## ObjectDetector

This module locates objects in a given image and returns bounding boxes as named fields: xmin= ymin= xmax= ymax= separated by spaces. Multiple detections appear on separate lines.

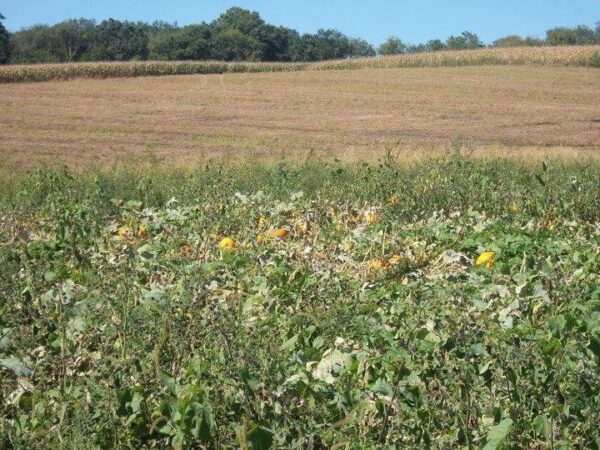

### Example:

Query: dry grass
xmin=0 ymin=45 xmax=599 ymax=84
xmin=1 ymin=65 xmax=599 ymax=169
xmin=312 ymin=45 xmax=600 ymax=70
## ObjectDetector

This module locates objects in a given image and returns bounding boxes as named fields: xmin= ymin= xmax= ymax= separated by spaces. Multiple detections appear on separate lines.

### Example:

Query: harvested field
xmin=1 ymin=65 xmax=599 ymax=169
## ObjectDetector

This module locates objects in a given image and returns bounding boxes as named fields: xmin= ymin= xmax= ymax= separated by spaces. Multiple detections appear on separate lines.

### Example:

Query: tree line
xmin=0 ymin=8 xmax=599 ymax=65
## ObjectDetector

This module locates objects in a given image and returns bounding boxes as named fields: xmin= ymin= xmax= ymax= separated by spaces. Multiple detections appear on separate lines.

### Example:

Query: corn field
xmin=1 ymin=45 xmax=599 ymax=83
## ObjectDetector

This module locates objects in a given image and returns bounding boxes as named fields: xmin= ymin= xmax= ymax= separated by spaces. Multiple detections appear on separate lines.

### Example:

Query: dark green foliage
xmin=257 ymin=25 xmax=298 ymax=61
xmin=52 ymin=19 xmax=96 ymax=62
xmin=446 ymin=31 xmax=485 ymax=50
xmin=212 ymin=7 xmax=265 ymax=36
xmin=294 ymin=29 xmax=375 ymax=60
xmin=87 ymin=19 xmax=149 ymax=61
xmin=425 ymin=39 xmax=447 ymax=52
xmin=546 ymin=25 xmax=597 ymax=46
xmin=492 ymin=35 xmax=544 ymax=48
xmin=378 ymin=36 xmax=407 ymax=55
xmin=348 ymin=37 xmax=376 ymax=57
xmin=211 ymin=27 xmax=263 ymax=61
xmin=0 ymin=12 xmax=9 ymax=64
xmin=8 ymin=24 xmax=60 ymax=63
xmin=149 ymin=24 xmax=211 ymax=61
xmin=208 ymin=7 xmax=304 ymax=62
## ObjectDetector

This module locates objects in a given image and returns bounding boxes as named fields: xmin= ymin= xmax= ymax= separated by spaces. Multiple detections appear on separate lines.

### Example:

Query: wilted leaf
xmin=0 ymin=357 xmax=33 ymax=378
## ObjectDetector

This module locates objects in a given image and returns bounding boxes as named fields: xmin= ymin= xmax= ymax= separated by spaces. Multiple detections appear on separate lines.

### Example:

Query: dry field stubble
xmin=1 ymin=65 xmax=599 ymax=169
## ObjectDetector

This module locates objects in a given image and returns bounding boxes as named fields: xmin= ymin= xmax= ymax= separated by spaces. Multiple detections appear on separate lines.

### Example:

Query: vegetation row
xmin=0 ymin=8 xmax=599 ymax=66
xmin=1 ymin=45 xmax=599 ymax=83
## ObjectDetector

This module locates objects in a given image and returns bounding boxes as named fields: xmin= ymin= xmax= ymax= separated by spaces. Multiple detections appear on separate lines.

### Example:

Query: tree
xmin=53 ymin=18 xmax=96 ymax=62
xmin=311 ymin=29 xmax=352 ymax=60
xmin=149 ymin=20 xmax=178 ymax=35
xmin=89 ymin=19 xmax=149 ymax=61
xmin=378 ymin=36 xmax=407 ymax=55
xmin=426 ymin=39 xmax=446 ymax=52
xmin=287 ymin=33 xmax=313 ymax=61
xmin=446 ymin=31 xmax=484 ymax=50
xmin=149 ymin=24 xmax=211 ymax=60
xmin=492 ymin=34 xmax=527 ymax=47
xmin=348 ymin=38 xmax=376 ymax=57
xmin=212 ymin=7 xmax=265 ymax=35
xmin=406 ymin=43 xmax=425 ymax=53
xmin=546 ymin=25 xmax=595 ymax=45
xmin=492 ymin=34 xmax=543 ymax=48
xmin=288 ymin=29 xmax=355 ymax=61
xmin=9 ymin=24 xmax=59 ymax=63
xmin=0 ymin=12 xmax=9 ymax=64
xmin=257 ymin=24 xmax=298 ymax=61
xmin=211 ymin=27 xmax=262 ymax=61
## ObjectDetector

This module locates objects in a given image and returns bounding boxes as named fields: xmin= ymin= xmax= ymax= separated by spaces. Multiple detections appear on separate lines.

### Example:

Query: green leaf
xmin=538 ymin=337 xmax=561 ymax=356
xmin=312 ymin=336 xmax=325 ymax=349
xmin=116 ymin=389 xmax=133 ymax=416
xmin=588 ymin=333 xmax=600 ymax=360
xmin=196 ymin=405 xmax=214 ymax=443
xmin=247 ymin=423 xmax=273 ymax=450
xmin=533 ymin=415 xmax=551 ymax=439
xmin=281 ymin=333 xmax=298 ymax=351
xmin=483 ymin=418 xmax=513 ymax=450
xmin=160 ymin=372 xmax=178 ymax=394
xmin=548 ymin=315 xmax=566 ymax=339
xmin=130 ymin=391 xmax=143 ymax=414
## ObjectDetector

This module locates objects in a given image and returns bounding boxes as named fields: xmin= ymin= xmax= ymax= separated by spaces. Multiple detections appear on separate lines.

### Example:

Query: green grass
xmin=1 ymin=154 xmax=600 ymax=448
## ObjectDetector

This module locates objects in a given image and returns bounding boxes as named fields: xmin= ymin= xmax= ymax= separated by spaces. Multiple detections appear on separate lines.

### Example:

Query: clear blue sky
xmin=2 ymin=1 xmax=599 ymax=45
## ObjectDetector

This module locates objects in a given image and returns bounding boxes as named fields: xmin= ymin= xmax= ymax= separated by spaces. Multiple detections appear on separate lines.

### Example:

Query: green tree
xmin=446 ymin=31 xmax=484 ymax=50
xmin=149 ymin=24 xmax=211 ymax=60
xmin=378 ymin=36 xmax=407 ymax=55
xmin=9 ymin=24 xmax=59 ymax=63
xmin=53 ymin=18 xmax=96 ymax=62
xmin=211 ymin=27 xmax=262 ymax=61
xmin=290 ymin=29 xmax=373 ymax=61
xmin=212 ymin=7 xmax=265 ymax=35
xmin=257 ymin=24 xmax=298 ymax=61
xmin=492 ymin=34 xmax=544 ymax=47
xmin=492 ymin=34 xmax=526 ymax=47
xmin=0 ymin=12 xmax=9 ymax=64
xmin=546 ymin=25 xmax=596 ymax=45
xmin=426 ymin=39 xmax=446 ymax=51
xmin=348 ymin=37 xmax=375 ymax=57
xmin=88 ymin=19 xmax=149 ymax=61
xmin=406 ymin=43 xmax=427 ymax=53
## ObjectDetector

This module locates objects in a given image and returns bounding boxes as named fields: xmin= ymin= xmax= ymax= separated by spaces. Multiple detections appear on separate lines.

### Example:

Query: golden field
xmin=0 ymin=64 xmax=599 ymax=169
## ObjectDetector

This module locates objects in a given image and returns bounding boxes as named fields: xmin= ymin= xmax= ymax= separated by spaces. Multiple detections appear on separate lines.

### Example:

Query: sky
xmin=1 ymin=1 xmax=599 ymax=46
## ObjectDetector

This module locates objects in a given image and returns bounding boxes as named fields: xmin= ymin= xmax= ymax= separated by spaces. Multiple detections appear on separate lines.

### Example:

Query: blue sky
xmin=2 ymin=1 xmax=599 ymax=45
